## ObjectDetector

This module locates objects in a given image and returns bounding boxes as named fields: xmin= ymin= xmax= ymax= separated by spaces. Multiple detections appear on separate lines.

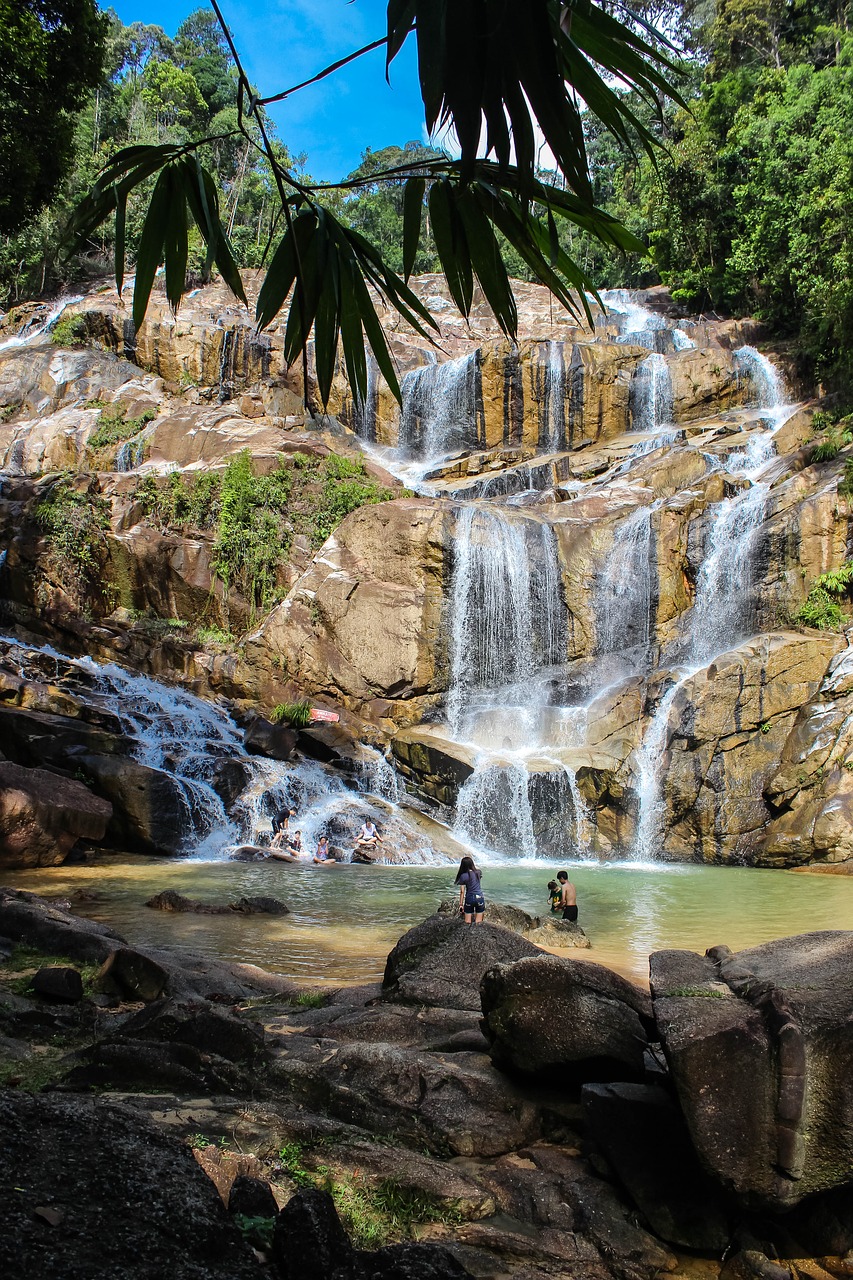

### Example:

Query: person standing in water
xmin=557 ymin=870 xmax=578 ymax=922
xmin=547 ymin=880 xmax=562 ymax=913
xmin=456 ymin=855 xmax=485 ymax=924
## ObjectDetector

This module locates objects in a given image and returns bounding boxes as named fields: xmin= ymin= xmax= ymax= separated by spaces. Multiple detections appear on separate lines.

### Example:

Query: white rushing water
xmin=0 ymin=296 xmax=84 ymax=353
xmin=0 ymin=635 xmax=432 ymax=862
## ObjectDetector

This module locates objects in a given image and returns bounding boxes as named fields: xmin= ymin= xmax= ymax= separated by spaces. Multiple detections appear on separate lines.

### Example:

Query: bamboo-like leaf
xmin=114 ymin=186 xmax=126 ymax=299
xmin=386 ymin=0 xmax=417 ymax=67
xmin=402 ymin=176 xmax=425 ymax=281
xmin=429 ymin=180 xmax=473 ymax=317
xmin=456 ymin=187 xmax=517 ymax=338
xmin=312 ymin=240 xmax=341 ymax=405
xmin=337 ymin=251 xmax=368 ymax=405
xmin=256 ymin=206 xmax=315 ymax=331
xmin=163 ymin=168 xmax=189 ymax=315
xmin=132 ymin=169 xmax=172 ymax=331
xmin=348 ymin=263 xmax=402 ymax=403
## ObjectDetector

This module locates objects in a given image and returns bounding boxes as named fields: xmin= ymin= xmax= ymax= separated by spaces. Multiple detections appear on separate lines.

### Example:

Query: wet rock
xmin=228 ymin=845 xmax=269 ymax=862
xmin=118 ymin=999 xmax=269 ymax=1065
xmin=0 ymin=760 xmax=111 ymax=868
xmin=243 ymin=717 xmax=297 ymax=761
xmin=94 ymin=947 xmax=169 ymax=1002
xmin=382 ymin=914 xmax=541 ymax=1011
xmin=146 ymin=890 xmax=230 ymax=914
xmin=0 ymin=1089 xmax=265 ymax=1279
xmin=77 ymin=753 xmax=193 ymax=855
xmin=720 ymin=1251 xmax=795 ymax=1280
xmin=582 ymin=1081 xmax=731 ymax=1250
xmin=31 ymin=966 xmax=84 ymax=1003
xmin=480 ymin=953 xmax=654 ymax=1081
xmin=229 ymin=895 xmax=289 ymax=915
xmin=650 ymin=931 xmax=853 ymax=1209
xmin=436 ymin=898 xmax=591 ymax=948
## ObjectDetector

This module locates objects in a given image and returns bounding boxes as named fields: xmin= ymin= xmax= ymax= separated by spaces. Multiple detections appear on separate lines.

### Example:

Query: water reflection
xmin=4 ymin=859 xmax=851 ymax=987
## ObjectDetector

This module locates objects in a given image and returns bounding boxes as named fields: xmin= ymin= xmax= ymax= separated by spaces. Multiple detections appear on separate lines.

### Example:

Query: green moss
xmin=89 ymin=402 xmax=158 ymax=451
xmin=34 ymin=475 xmax=112 ymax=604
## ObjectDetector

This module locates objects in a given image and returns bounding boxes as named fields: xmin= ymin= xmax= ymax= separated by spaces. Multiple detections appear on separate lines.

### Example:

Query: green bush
xmin=810 ymin=426 xmax=853 ymax=463
xmin=34 ymin=476 xmax=111 ymax=599
xmin=796 ymin=562 xmax=853 ymax=629
xmin=272 ymin=700 xmax=312 ymax=729
xmin=51 ymin=313 xmax=87 ymax=347
xmin=211 ymin=451 xmax=292 ymax=615
xmin=89 ymin=403 xmax=158 ymax=451
xmin=838 ymin=458 xmax=853 ymax=498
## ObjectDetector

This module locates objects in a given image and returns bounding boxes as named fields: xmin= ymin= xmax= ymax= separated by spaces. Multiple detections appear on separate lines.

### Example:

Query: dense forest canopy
xmin=1 ymin=0 xmax=851 ymax=397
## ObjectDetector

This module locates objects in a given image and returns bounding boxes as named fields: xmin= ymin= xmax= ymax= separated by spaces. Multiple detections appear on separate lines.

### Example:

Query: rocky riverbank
xmin=1 ymin=887 xmax=850 ymax=1280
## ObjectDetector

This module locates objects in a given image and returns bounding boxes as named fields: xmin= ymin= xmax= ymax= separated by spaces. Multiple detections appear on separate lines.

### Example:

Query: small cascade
xmin=595 ymin=505 xmax=657 ymax=660
xmin=690 ymin=480 xmax=770 ymax=661
xmin=601 ymin=288 xmax=668 ymax=350
xmin=632 ymin=676 xmax=691 ymax=863
xmin=734 ymin=345 xmax=787 ymax=417
xmin=455 ymin=761 xmax=538 ymax=859
xmin=114 ymin=436 xmax=148 ymax=472
xmin=630 ymin=353 xmax=674 ymax=435
xmin=672 ymin=328 xmax=696 ymax=351
xmin=355 ymin=745 xmax=400 ymax=802
xmin=544 ymin=341 xmax=567 ymax=451
xmin=399 ymin=353 xmax=476 ymax=461
xmin=352 ymin=356 xmax=379 ymax=443
xmin=0 ymin=296 xmax=84 ymax=353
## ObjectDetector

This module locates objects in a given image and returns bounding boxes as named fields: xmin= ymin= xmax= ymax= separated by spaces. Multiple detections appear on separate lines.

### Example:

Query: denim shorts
xmin=464 ymin=895 xmax=486 ymax=914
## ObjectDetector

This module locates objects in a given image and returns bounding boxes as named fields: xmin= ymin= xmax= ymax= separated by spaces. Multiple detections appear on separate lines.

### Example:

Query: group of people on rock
xmin=454 ymin=858 xmax=578 ymax=926
xmin=268 ymin=799 xmax=383 ymax=864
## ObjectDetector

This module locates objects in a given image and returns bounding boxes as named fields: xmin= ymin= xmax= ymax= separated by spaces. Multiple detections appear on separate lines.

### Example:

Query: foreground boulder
xmin=382 ymin=914 xmax=542 ymax=1011
xmin=436 ymin=898 xmax=591 ymax=948
xmin=0 ymin=1090 xmax=265 ymax=1279
xmin=0 ymin=762 xmax=111 ymax=868
xmin=480 ymin=953 xmax=654 ymax=1081
xmin=650 ymin=931 xmax=853 ymax=1209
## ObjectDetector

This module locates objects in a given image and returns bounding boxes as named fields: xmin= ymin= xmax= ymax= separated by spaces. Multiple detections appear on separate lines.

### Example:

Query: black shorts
xmin=562 ymin=905 xmax=578 ymax=922
xmin=464 ymin=896 xmax=485 ymax=915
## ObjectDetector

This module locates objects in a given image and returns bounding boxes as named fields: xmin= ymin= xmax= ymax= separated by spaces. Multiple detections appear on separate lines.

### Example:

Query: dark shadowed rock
xmin=59 ymin=1038 xmax=254 ymax=1094
xmin=582 ymin=1082 xmax=731 ymax=1250
xmin=244 ymin=717 xmax=297 ymax=761
xmin=146 ymin=890 xmax=230 ymax=914
xmin=118 ymin=999 xmax=269 ymax=1064
xmin=0 ymin=887 xmax=124 ymax=963
xmin=229 ymin=845 xmax=269 ymax=862
xmin=31 ymin=965 xmax=84 ymax=1003
xmin=94 ymin=947 xmax=168 ymax=1002
xmin=651 ymin=931 xmax=853 ymax=1209
xmin=230 ymin=895 xmax=289 ymax=915
xmin=367 ymin=1242 xmax=473 ymax=1278
xmin=211 ymin=758 xmax=251 ymax=807
xmin=0 ymin=1090 xmax=265 ymax=1279
xmin=480 ymin=953 xmax=654 ymax=1081
xmin=272 ymin=1188 xmax=355 ymax=1280
xmin=383 ymin=914 xmax=541 ymax=1011
xmin=270 ymin=1037 xmax=542 ymax=1157
xmin=228 ymin=1174 xmax=280 ymax=1220
xmin=720 ymin=1252 xmax=794 ymax=1280
xmin=0 ymin=761 xmax=111 ymax=868
xmin=78 ymin=752 xmax=192 ymax=854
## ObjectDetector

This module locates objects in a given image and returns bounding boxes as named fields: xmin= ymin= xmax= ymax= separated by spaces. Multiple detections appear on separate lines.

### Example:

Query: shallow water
xmin=5 ymin=858 xmax=852 ymax=987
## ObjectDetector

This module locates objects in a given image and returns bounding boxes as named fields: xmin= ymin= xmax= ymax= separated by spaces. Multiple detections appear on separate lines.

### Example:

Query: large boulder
xmin=480 ymin=953 xmax=654 ymax=1081
xmin=0 ymin=887 xmax=125 ymax=963
xmin=650 ymin=931 xmax=853 ymax=1209
xmin=382 ymin=914 xmax=542 ymax=1011
xmin=77 ymin=753 xmax=194 ymax=854
xmin=0 ymin=1089 xmax=265 ymax=1280
xmin=0 ymin=761 xmax=111 ymax=868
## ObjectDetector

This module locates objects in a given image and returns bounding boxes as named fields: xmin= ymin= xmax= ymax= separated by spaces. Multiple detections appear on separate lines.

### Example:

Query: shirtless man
xmin=557 ymin=870 xmax=578 ymax=922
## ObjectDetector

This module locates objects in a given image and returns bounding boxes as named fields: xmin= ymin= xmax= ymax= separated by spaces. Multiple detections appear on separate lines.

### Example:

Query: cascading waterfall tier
xmin=398 ymin=353 xmax=478 ymax=461
xmin=0 ymin=636 xmax=430 ymax=863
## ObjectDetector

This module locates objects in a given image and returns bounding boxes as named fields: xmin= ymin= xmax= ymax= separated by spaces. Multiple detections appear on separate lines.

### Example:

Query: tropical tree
xmin=0 ymin=0 xmax=107 ymax=234
xmin=70 ymin=0 xmax=684 ymax=407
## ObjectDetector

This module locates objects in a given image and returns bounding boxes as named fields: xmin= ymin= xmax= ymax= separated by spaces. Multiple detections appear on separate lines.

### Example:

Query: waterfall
xmin=352 ymin=356 xmax=379 ymax=443
xmin=0 ymin=636 xmax=404 ymax=861
xmin=0 ymin=296 xmax=84 ymax=353
xmin=601 ymin=289 xmax=668 ymax=350
xmin=544 ymin=341 xmax=567 ymax=451
xmin=399 ymin=353 xmax=476 ymax=460
xmin=630 ymin=353 xmax=674 ymax=434
xmin=446 ymin=506 xmax=565 ymax=737
xmin=672 ymin=328 xmax=696 ymax=351
xmin=595 ymin=505 xmax=656 ymax=660
xmin=456 ymin=761 xmax=538 ymax=860
xmin=628 ymin=344 xmax=791 ymax=859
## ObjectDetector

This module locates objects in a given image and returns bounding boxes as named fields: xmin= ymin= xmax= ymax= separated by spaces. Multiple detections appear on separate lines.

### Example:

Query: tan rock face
xmin=0 ymin=762 xmax=112 ymax=868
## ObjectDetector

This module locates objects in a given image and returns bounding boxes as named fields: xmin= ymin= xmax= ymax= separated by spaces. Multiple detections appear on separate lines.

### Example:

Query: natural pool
xmin=5 ymin=857 xmax=852 ymax=987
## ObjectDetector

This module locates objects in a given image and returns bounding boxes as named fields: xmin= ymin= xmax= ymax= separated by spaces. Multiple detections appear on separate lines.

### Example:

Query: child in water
xmin=547 ymin=880 xmax=561 ymax=913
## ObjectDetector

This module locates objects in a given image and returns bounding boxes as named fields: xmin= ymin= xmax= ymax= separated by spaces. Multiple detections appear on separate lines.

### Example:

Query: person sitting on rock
xmin=547 ymin=880 xmax=561 ymax=913
xmin=287 ymin=830 xmax=303 ymax=857
xmin=314 ymin=834 xmax=331 ymax=863
xmin=353 ymin=819 xmax=382 ymax=861
xmin=557 ymin=870 xmax=578 ymax=922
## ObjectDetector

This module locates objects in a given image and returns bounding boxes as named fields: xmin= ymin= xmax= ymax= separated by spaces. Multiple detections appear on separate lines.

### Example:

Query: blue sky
xmin=108 ymin=0 xmax=428 ymax=181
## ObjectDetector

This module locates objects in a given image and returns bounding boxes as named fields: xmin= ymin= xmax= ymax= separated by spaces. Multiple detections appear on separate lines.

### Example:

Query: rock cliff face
xmin=1 ymin=274 xmax=851 ymax=867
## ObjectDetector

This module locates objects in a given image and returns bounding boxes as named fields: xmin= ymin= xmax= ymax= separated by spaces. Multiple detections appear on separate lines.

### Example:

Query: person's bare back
xmin=557 ymin=871 xmax=578 ymax=922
